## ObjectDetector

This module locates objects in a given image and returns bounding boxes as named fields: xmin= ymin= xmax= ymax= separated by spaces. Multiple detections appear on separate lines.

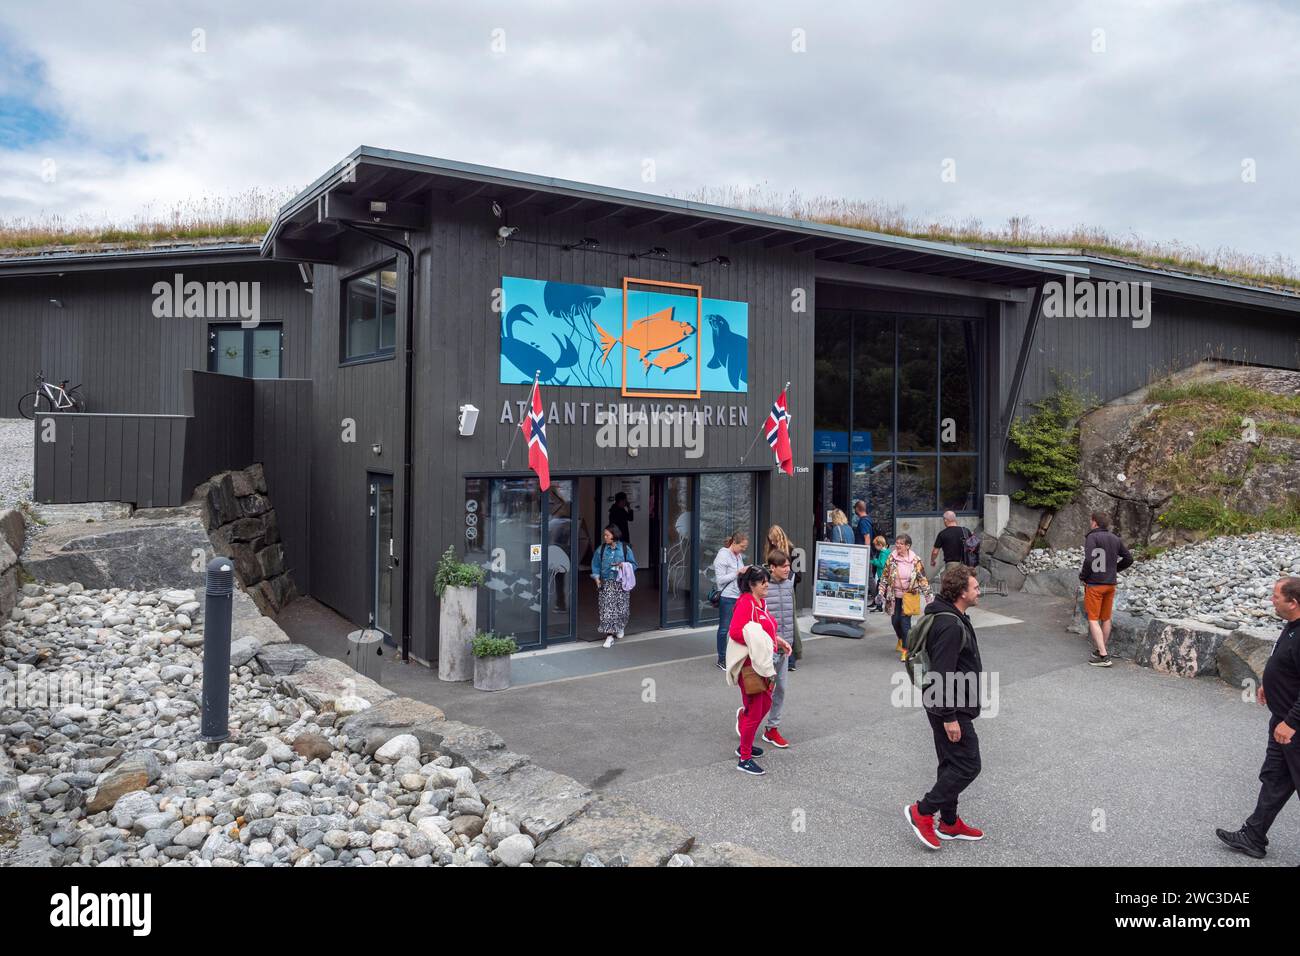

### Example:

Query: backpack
xmin=959 ymin=527 xmax=981 ymax=567
xmin=904 ymin=611 xmax=970 ymax=690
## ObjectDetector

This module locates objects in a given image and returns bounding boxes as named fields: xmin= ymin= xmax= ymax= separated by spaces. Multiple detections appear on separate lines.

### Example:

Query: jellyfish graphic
xmin=542 ymin=282 xmax=610 ymax=386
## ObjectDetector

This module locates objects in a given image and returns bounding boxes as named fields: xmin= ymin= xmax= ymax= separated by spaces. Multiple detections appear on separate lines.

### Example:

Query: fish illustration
xmin=643 ymin=346 xmax=690 ymax=374
xmin=705 ymin=313 xmax=747 ymax=389
xmin=592 ymin=306 xmax=694 ymax=367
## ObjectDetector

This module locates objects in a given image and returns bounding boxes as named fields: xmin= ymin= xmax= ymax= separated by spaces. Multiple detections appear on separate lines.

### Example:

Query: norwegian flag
xmin=765 ymin=389 xmax=794 ymax=476
xmin=521 ymin=378 xmax=550 ymax=490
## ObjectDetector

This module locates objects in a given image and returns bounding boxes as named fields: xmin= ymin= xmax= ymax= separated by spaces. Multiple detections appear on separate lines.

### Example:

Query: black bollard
xmin=200 ymin=556 xmax=234 ymax=743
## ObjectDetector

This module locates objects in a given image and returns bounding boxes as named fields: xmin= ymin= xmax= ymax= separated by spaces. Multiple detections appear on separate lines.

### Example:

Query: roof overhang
xmin=0 ymin=243 xmax=265 ymax=278
xmin=996 ymin=252 xmax=1300 ymax=316
xmin=263 ymin=146 xmax=1089 ymax=290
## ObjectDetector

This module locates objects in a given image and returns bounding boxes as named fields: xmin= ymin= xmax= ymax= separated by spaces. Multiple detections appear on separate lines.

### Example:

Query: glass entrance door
xmin=544 ymin=480 xmax=578 ymax=644
xmin=368 ymin=474 xmax=394 ymax=640
xmin=659 ymin=475 xmax=693 ymax=626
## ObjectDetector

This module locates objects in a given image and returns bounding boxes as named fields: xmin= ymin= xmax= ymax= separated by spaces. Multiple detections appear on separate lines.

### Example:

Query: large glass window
xmin=814 ymin=309 xmax=981 ymax=518
xmin=342 ymin=263 xmax=398 ymax=363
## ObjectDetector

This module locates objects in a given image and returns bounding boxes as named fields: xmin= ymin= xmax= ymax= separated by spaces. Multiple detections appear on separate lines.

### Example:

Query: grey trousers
xmin=766 ymin=650 xmax=789 ymax=729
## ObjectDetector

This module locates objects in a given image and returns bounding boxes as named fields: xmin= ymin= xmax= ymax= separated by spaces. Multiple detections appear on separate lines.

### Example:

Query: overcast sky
xmin=2 ymin=1 xmax=1298 ymax=266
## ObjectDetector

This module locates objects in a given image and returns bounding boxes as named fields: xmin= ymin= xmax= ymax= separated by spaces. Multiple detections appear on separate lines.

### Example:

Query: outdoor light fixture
xmin=458 ymin=404 xmax=480 ymax=437
xmin=371 ymin=442 xmax=382 ymax=456
xmin=691 ymin=255 xmax=731 ymax=268
xmin=496 ymin=225 xmax=519 ymax=247
xmin=629 ymin=246 xmax=669 ymax=260
xmin=368 ymin=200 xmax=388 ymax=215
xmin=564 ymin=237 xmax=600 ymax=251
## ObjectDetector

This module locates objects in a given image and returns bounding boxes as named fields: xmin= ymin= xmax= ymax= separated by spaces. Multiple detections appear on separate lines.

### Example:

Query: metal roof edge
xmin=0 ymin=242 xmax=267 ymax=278
xmin=1016 ymin=253 xmax=1300 ymax=312
xmin=264 ymin=145 xmax=1089 ymax=279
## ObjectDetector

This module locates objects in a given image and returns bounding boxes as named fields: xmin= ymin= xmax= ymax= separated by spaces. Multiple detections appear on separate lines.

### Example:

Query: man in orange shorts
xmin=1079 ymin=512 xmax=1133 ymax=667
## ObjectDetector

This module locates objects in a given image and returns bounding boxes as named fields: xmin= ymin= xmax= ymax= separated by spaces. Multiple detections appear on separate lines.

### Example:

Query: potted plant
xmin=436 ymin=545 xmax=485 ymax=683
xmin=472 ymin=632 xmax=518 ymax=691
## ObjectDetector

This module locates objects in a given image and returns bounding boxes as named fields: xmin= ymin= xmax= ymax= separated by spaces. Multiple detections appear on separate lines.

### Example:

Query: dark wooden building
xmin=12 ymin=147 xmax=1299 ymax=666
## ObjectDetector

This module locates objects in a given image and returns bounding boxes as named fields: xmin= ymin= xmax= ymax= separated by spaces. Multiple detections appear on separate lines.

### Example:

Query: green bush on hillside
xmin=1006 ymin=385 xmax=1088 ymax=510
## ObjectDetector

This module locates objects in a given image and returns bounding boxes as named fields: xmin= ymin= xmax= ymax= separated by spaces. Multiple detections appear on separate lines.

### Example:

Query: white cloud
xmin=0 ymin=0 xmax=1297 ymax=262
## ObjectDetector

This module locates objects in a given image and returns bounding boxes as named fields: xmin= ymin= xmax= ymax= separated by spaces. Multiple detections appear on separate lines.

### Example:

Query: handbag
xmin=739 ymin=661 xmax=772 ymax=695
xmin=902 ymin=591 xmax=922 ymax=617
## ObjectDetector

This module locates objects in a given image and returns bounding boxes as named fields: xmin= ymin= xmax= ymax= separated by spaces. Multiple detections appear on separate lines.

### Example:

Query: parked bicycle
xmin=17 ymin=370 xmax=86 ymax=419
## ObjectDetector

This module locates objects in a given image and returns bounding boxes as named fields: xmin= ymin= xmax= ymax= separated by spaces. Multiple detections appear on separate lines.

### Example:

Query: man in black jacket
xmin=905 ymin=564 xmax=986 ymax=851
xmin=1216 ymin=576 xmax=1300 ymax=860
xmin=1079 ymin=512 xmax=1134 ymax=667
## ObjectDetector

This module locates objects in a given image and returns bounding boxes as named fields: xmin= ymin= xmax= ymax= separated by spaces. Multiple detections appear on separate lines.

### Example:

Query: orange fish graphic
xmin=593 ymin=306 xmax=694 ymax=367
xmin=643 ymin=346 xmax=690 ymax=374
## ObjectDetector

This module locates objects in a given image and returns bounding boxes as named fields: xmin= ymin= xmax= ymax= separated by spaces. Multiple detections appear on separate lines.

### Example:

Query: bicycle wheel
xmin=17 ymin=392 xmax=40 ymax=420
xmin=68 ymin=390 xmax=86 ymax=413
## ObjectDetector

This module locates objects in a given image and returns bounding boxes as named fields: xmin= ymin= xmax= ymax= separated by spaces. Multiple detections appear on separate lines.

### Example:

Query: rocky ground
xmin=1019 ymin=531 xmax=1300 ymax=629
xmin=0 ymin=419 xmax=33 ymax=511
xmin=1 ymin=581 xmax=632 ymax=867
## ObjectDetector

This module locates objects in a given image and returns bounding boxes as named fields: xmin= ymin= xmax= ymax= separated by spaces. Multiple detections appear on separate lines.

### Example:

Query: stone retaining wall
xmin=196 ymin=465 xmax=297 ymax=618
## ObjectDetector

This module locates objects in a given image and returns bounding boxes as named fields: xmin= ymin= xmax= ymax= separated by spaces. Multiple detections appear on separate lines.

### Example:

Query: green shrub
xmin=1158 ymin=496 xmax=1300 ymax=536
xmin=471 ymin=632 xmax=518 ymax=658
xmin=435 ymin=545 xmax=485 ymax=597
xmin=1006 ymin=383 xmax=1088 ymax=509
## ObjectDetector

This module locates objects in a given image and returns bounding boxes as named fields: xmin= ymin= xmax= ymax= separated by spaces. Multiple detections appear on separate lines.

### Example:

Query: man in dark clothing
xmin=1216 ymin=576 xmax=1300 ymax=860
xmin=608 ymin=492 xmax=633 ymax=548
xmin=852 ymin=500 xmax=872 ymax=546
xmin=905 ymin=564 xmax=986 ymax=851
xmin=1079 ymin=512 xmax=1133 ymax=667
xmin=930 ymin=511 xmax=968 ymax=578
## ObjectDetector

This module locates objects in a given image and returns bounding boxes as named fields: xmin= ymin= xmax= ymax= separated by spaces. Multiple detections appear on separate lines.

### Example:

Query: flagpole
xmin=501 ymin=370 xmax=540 ymax=470
xmin=739 ymin=382 xmax=790 ymax=464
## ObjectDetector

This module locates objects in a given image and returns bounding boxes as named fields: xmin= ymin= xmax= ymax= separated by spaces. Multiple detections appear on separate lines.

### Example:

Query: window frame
xmin=207 ymin=322 xmax=284 ymax=379
xmin=339 ymin=258 xmax=399 ymax=367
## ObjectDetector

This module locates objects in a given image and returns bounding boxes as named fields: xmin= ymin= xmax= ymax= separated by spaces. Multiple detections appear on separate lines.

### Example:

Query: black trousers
xmin=1243 ymin=716 xmax=1300 ymax=849
xmin=918 ymin=712 xmax=981 ymax=825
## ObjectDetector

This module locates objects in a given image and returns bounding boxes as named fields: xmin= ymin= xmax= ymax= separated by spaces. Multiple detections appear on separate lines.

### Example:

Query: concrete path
xmin=277 ymin=592 xmax=1296 ymax=867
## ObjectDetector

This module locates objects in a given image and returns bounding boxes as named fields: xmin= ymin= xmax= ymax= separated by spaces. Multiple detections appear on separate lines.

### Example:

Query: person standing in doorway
xmin=852 ymin=500 xmax=873 ymax=547
xmin=1215 ymin=576 xmax=1300 ymax=860
xmin=725 ymin=566 xmax=788 ymax=776
xmin=713 ymin=531 xmax=749 ymax=669
xmin=878 ymin=534 xmax=930 ymax=658
xmin=930 ymin=511 xmax=968 ymax=578
xmin=761 ymin=550 xmax=796 ymax=749
xmin=904 ymin=565 xmax=986 ymax=851
xmin=608 ymin=491 xmax=634 ymax=549
xmin=1079 ymin=512 xmax=1133 ymax=667
xmin=591 ymin=525 xmax=635 ymax=649
xmin=829 ymin=509 xmax=855 ymax=544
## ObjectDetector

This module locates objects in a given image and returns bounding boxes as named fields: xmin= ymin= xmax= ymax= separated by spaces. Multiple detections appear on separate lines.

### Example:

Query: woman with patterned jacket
xmin=876 ymin=533 xmax=931 ymax=659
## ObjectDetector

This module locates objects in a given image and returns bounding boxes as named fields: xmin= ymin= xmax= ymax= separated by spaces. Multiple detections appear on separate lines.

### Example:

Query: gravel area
xmin=0 ymin=418 xmax=34 ymax=511
xmin=2 ymin=582 xmax=540 ymax=867
xmin=1019 ymin=531 xmax=1300 ymax=628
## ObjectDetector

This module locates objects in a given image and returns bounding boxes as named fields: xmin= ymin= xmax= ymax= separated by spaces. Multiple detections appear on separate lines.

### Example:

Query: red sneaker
xmin=937 ymin=817 xmax=984 ymax=842
xmin=762 ymin=727 xmax=790 ymax=748
xmin=904 ymin=803 xmax=941 ymax=851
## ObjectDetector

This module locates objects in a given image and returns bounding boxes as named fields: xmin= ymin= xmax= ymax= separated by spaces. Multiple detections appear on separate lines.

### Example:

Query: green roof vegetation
xmin=0 ymin=188 xmax=291 ymax=256
xmin=680 ymin=185 xmax=1300 ymax=294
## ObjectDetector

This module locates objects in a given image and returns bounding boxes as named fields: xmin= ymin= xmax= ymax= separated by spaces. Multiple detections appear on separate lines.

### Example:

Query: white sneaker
xmin=616 ymin=630 xmax=624 ymax=640
xmin=603 ymin=636 xmax=614 ymax=648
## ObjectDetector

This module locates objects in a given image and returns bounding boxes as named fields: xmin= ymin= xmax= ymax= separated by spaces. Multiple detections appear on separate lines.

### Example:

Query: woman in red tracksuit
xmin=728 ymin=566 xmax=791 ymax=776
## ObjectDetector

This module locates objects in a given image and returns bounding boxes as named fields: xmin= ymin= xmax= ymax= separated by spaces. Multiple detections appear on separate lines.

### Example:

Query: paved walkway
xmin=277 ymin=591 xmax=1296 ymax=867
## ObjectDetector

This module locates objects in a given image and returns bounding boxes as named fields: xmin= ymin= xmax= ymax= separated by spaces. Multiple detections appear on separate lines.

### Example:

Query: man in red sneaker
xmin=905 ymin=564 xmax=986 ymax=851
